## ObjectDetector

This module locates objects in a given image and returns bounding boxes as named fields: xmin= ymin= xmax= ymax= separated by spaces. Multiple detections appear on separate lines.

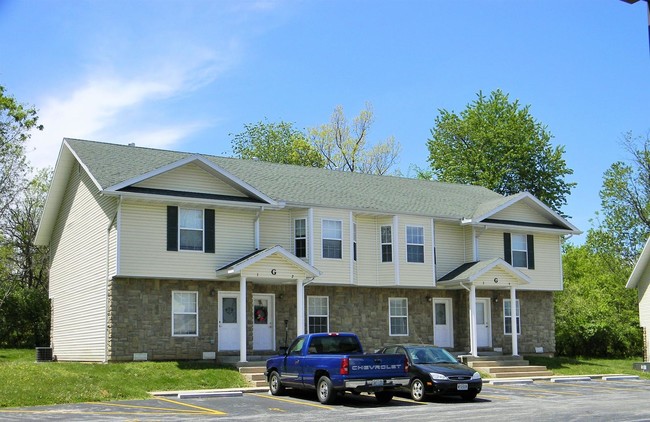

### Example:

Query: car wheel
xmin=461 ymin=391 xmax=478 ymax=401
xmin=317 ymin=376 xmax=337 ymax=404
xmin=410 ymin=378 xmax=426 ymax=402
xmin=375 ymin=391 xmax=394 ymax=403
xmin=268 ymin=371 xmax=285 ymax=396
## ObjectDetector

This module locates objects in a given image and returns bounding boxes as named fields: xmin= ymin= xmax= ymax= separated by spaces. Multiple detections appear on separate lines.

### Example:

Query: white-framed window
xmin=389 ymin=297 xmax=408 ymax=336
xmin=381 ymin=225 xmax=392 ymax=263
xmin=353 ymin=222 xmax=357 ymax=262
xmin=504 ymin=299 xmax=521 ymax=335
xmin=172 ymin=291 xmax=198 ymax=336
xmin=294 ymin=218 xmax=307 ymax=259
xmin=511 ymin=234 xmax=528 ymax=268
xmin=307 ymin=296 xmax=329 ymax=333
xmin=179 ymin=208 xmax=203 ymax=251
xmin=406 ymin=226 xmax=424 ymax=263
xmin=322 ymin=219 xmax=342 ymax=259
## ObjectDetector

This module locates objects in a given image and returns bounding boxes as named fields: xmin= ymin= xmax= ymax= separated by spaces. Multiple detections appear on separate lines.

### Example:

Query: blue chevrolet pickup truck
xmin=265 ymin=332 xmax=409 ymax=404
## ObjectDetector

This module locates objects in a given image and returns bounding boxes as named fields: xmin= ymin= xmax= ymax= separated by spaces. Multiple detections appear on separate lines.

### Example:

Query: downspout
xmin=254 ymin=207 xmax=264 ymax=250
xmin=105 ymin=195 xmax=122 ymax=363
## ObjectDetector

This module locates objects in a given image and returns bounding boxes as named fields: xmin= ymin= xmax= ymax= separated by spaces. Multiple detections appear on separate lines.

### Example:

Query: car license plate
xmin=372 ymin=379 xmax=384 ymax=387
xmin=457 ymin=383 xmax=468 ymax=391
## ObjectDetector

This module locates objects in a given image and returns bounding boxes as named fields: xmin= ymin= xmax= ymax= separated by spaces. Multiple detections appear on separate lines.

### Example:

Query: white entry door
xmin=253 ymin=294 xmax=275 ymax=351
xmin=218 ymin=292 xmax=240 ymax=351
xmin=433 ymin=298 xmax=453 ymax=348
xmin=476 ymin=298 xmax=491 ymax=348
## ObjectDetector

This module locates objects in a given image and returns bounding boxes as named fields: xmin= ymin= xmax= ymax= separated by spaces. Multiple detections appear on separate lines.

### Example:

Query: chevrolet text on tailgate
xmin=265 ymin=332 xmax=409 ymax=404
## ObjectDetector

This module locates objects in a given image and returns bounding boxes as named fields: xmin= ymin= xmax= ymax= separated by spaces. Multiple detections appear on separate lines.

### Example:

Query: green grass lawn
xmin=2 ymin=349 xmax=649 ymax=408
xmin=0 ymin=349 xmax=249 ymax=408
xmin=526 ymin=355 xmax=650 ymax=380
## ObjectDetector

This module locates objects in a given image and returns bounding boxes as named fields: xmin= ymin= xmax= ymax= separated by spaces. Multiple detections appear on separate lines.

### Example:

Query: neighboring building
xmin=35 ymin=138 xmax=581 ymax=362
xmin=626 ymin=237 xmax=650 ymax=362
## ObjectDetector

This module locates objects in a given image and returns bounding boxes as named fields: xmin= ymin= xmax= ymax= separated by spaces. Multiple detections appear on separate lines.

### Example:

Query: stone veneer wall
xmin=107 ymin=277 xmax=556 ymax=360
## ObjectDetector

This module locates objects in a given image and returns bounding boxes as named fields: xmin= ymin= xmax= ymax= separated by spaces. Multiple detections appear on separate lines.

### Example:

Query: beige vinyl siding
xmin=242 ymin=254 xmax=309 ymax=280
xmin=491 ymin=201 xmax=553 ymax=225
xmin=398 ymin=216 xmax=435 ymax=287
xmin=119 ymin=202 xmax=256 ymax=278
xmin=49 ymin=164 xmax=116 ymax=361
xmin=465 ymin=227 xmax=474 ymax=261
xmin=259 ymin=209 xmax=291 ymax=250
xmin=637 ymin=267 xmax=650 ymax=327
xmin=478 ymin=230 xmax=562 ymax=291
xmin=312 ymin=208 xmax=349 ymax=284
xmin=134 ymin=162 xmax=247 ymax=197
xmin=355 ymin=216 xmax=389 ymax=286
xmin=434 ymin=222 xmax=465 ymax=280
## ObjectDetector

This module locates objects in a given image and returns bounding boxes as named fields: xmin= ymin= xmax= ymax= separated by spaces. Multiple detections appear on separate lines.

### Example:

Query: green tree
xmin=427 ymin=89 xmax=574 ymax=215
xmin=308 ymin=103 xmax=401 ymax=175
xmin=230 ymin=120 xmax=325 ymax=167
xmin=597 ymin=132 xmax=650 ymax=262
xmin=556 ymin=240 xmax=641 ymax=357
xmin=0 ymin=169 xmax=51 ymax=347
xmin=0 ymin=85 xmax=43 ymax=219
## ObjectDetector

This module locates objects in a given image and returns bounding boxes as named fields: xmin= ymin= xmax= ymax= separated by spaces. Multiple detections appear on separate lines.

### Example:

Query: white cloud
xmin=27 ymin=46 xmax=235 ymax=170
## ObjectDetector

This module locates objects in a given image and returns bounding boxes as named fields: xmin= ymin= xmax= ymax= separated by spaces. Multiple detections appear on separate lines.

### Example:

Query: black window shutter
xmin=527 ymin=234 xmax=535 ymax=269
xmin=205 ymin=209 xmax=215 ymax=254
xmin=503 ymin=233 xmax=512 ymax=265
xmin=167 ymin=206 xmax=178 ymax=251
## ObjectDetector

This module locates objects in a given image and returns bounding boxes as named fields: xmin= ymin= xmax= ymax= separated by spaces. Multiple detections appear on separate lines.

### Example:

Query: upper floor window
xmin=389 ymin=297 xmax=409 ymax=336
xmin=307 ymin=296 xmax=329 ymax=333
xmin=322 ymin=219 xmax=342 ymax=259
xmin=406 ymin=226 xmax=424 ymax=263
xmin=294 ymin=219 xmax=307 ymax=259
xmin=180 ymin=208 xmax=203 ymax=251
xmin=167 ymin=206 xmax=215 ymax=253
xmin=504 ymin=299 xmax=521 ymax=335
xmin=504 ymin=233 xmax=535 ymax=269
xmin=511 ymin=234 xmax=528 ymax=267
xmin=172 ymin=291 xmax=198 ymax=336
xmin=381 ymin=225 xmax=392 ymax=263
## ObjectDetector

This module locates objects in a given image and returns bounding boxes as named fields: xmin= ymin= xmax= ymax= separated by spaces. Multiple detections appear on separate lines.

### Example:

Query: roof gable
xmin=466 ymin=192 xmax=580 ymax=234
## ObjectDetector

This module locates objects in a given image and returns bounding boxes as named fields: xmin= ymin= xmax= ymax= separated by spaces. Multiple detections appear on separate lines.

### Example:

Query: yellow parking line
xmin=157 ymin=397 xmax=227 ymax=415
xmin=0 ymin=410 xmax=211 ymax=416
xmin=477 ymin=394 xmax=509 ymax=400
xmin=251 ymin=393 xmax=334 ymax=410
xmin=86 ymin=401 xmax=205 ymax=414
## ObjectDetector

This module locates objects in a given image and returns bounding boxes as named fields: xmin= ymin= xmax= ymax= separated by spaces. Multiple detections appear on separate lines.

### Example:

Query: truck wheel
xmin=375 ymin=391 xmax=394 ymax=403
xmin=268 ymin=371 xmax=285 ymax=396
xmin=410 ymin=378 xmax=425 ymax=402
xmin=317 ymin=376 xmax=337 ymax=404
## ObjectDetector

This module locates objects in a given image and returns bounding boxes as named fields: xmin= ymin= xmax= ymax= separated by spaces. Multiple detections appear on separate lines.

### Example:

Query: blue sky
xmin=1 ymin=0 xmax=648 ymax=243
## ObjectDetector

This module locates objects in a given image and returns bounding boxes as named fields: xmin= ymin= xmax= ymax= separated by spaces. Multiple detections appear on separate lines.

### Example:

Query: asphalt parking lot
xmin=1 ymin=378 xmax=650 ymax=421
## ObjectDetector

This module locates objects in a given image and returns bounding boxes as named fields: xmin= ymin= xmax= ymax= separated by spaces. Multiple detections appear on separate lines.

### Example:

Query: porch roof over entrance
xmin=437 ymin=258 xmax=531 ymax=288
xmin=215 ymin=245 xmax=321 ymax=282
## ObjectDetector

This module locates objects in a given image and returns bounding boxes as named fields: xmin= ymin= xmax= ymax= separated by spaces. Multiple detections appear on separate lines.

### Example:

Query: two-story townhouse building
xmin=35 ymin=138 xmax=580 ymax=362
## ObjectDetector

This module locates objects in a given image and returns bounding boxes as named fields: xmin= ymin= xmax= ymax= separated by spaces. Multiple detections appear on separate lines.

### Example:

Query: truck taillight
xmin=404 ymin=356 xmax=409 ymax=373
xmin=340 ymin=357 xmax=349 ymax=375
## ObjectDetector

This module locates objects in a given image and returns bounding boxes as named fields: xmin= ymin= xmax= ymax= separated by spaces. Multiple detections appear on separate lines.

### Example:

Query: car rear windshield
xmin=307 ymin=335 xmax=362 ymax=354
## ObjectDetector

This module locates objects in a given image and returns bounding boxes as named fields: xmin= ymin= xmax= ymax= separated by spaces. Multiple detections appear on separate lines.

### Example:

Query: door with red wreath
xmin=253 ymin=294 xmax=275 ymax=351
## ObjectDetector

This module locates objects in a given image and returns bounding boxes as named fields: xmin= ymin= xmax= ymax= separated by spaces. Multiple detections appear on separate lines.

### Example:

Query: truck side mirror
xmin=279 ymin=346 xmax=288 ymax=355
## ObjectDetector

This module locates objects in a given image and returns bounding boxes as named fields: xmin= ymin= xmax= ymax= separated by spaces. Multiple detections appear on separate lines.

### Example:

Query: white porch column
xmin=239 ymin=276 xmax=247 ymax=363
xmin=296 ymin=280 xmax=305 ymax=335
xmin=510 ymin=286 xmax=519 ymax=356
xmin=469 ymin=284 xmax=478 ymax=357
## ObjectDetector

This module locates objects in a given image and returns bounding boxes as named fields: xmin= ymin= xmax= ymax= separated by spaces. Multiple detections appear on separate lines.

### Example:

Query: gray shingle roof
xmin=65 ymin=138 xmax=505 ymax=219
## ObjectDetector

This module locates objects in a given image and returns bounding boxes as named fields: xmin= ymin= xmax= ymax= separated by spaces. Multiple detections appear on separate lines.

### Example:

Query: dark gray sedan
xmin=377 ymin=344 xmax=482 ymax=402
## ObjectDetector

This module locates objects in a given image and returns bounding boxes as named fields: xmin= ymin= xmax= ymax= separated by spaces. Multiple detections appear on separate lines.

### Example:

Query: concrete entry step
xmin=237 ymin=362 xmax=268 ymax=388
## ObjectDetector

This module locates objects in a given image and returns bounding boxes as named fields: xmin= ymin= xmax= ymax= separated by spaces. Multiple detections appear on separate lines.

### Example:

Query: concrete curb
xmin=150 ymin=387 xmax=268 ymax=399
xmin=484 ymin=374 xmax=636 ymax=385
